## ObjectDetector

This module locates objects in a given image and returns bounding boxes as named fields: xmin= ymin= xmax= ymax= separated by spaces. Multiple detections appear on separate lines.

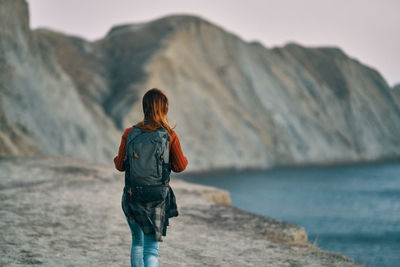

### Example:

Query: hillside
xmin=1 ymin=0 xmax=400 ymax=171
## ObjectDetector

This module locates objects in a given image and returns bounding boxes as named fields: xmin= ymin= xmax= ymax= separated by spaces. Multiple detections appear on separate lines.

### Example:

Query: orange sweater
xmin=113 ymin=126 xmax=188 ymax=173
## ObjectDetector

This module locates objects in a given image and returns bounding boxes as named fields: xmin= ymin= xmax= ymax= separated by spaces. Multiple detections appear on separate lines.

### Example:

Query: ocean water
xmin=180 ymin=161 xmax=400 ymax=267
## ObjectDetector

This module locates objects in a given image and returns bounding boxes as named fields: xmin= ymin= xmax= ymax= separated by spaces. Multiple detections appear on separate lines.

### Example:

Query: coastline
xmin=179 ymin=155 xmax=400 ymax=178
xmin=0 ymin=156 xmax=365 ymax=266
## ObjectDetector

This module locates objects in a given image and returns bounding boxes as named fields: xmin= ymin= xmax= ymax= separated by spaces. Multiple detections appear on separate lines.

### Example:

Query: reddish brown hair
xmin=136 ymin=88 xmax=176 ymax=139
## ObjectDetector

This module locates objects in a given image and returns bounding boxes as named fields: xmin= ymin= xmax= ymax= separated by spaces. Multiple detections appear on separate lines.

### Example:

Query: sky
xmin=26 ymin=0 xmax=399 ymax=87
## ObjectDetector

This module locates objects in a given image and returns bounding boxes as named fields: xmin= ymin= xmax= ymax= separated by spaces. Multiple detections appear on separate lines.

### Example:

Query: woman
xmin=113 ymin=88 xmax=188 ymax=267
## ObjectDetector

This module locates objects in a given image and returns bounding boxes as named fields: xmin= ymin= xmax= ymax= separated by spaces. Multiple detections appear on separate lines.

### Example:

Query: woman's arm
xmin=113 ymin=127 xmax=133 ymax=172
xmin=169 ymin=130 xmax=188 ymax=172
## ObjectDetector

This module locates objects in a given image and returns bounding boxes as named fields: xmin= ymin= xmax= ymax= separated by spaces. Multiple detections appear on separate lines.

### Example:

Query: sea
xmin=180 ymin=160 xmax=400 ymax=267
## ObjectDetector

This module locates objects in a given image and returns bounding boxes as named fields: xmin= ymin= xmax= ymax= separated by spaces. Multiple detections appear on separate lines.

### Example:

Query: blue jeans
xmin=125 ymin=216 xmax=159 ymax=267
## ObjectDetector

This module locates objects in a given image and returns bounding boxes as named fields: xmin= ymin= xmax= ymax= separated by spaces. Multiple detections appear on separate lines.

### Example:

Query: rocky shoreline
xmin=0 ymin=156 xmax=364 ymax=266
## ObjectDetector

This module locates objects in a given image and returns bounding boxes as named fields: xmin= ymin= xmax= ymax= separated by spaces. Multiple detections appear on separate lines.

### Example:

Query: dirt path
xmin=0 ymin=156 xmax=364 ymax=266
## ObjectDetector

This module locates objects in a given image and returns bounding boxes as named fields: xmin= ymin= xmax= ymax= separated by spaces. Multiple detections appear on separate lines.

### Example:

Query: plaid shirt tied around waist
xmin=121 ymin=166 xmax=179 ymax=242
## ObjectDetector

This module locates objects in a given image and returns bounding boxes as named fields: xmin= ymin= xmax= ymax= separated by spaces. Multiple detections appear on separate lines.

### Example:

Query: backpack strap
xmin=158 ymin=127 xmax=171 ymax=186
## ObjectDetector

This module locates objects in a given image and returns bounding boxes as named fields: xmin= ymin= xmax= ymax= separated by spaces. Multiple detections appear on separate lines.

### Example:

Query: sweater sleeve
xmin=169 ymin=130 xmax=188 ymax=173
xmin=113 ymin=127 xmax=133 ymax=172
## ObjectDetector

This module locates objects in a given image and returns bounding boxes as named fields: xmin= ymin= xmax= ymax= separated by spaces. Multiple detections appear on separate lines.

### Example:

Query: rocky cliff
xmin=392 ymin=84 xmax=400 ymax=104
xmin=1 ymin=0 xmax=399 ymax=171
xmin=0 ymin=0 xmax=120 ymax=162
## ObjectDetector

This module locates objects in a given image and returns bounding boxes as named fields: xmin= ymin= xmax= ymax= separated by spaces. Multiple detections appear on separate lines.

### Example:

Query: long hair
xmin=136 ymin=88 xmax=176 ymax=139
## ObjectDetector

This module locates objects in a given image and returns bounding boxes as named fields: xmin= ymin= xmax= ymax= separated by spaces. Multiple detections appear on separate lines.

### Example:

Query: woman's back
xmin=113 ymin=88 xmax=188 ymax=267
xmin=114 ymin=126 xmax=188 ymax=174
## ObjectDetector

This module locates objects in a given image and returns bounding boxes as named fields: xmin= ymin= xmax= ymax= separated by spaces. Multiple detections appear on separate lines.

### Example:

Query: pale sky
xmin=26 ymin=0 xmax=399 ymax=86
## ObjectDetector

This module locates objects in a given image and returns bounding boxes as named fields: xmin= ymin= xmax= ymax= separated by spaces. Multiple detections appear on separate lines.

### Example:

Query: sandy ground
xmin=0 ymin=156 xmax=365 ymax=266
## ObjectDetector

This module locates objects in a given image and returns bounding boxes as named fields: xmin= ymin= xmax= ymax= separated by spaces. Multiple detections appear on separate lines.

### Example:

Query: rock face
xmin=1 ymin=0 xmax=400 ymax=171
xmin=0 ymin=0 xmax=120 ymax=162
xmin=392 ymin=84 xmax=400 ymax=104
xmin=0 ymin=156 xmax=364 ymax=266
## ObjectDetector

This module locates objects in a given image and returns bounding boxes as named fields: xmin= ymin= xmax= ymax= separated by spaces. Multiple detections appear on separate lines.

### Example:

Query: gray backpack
xmin=123 ymin=125 xmax=171 ymax=202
